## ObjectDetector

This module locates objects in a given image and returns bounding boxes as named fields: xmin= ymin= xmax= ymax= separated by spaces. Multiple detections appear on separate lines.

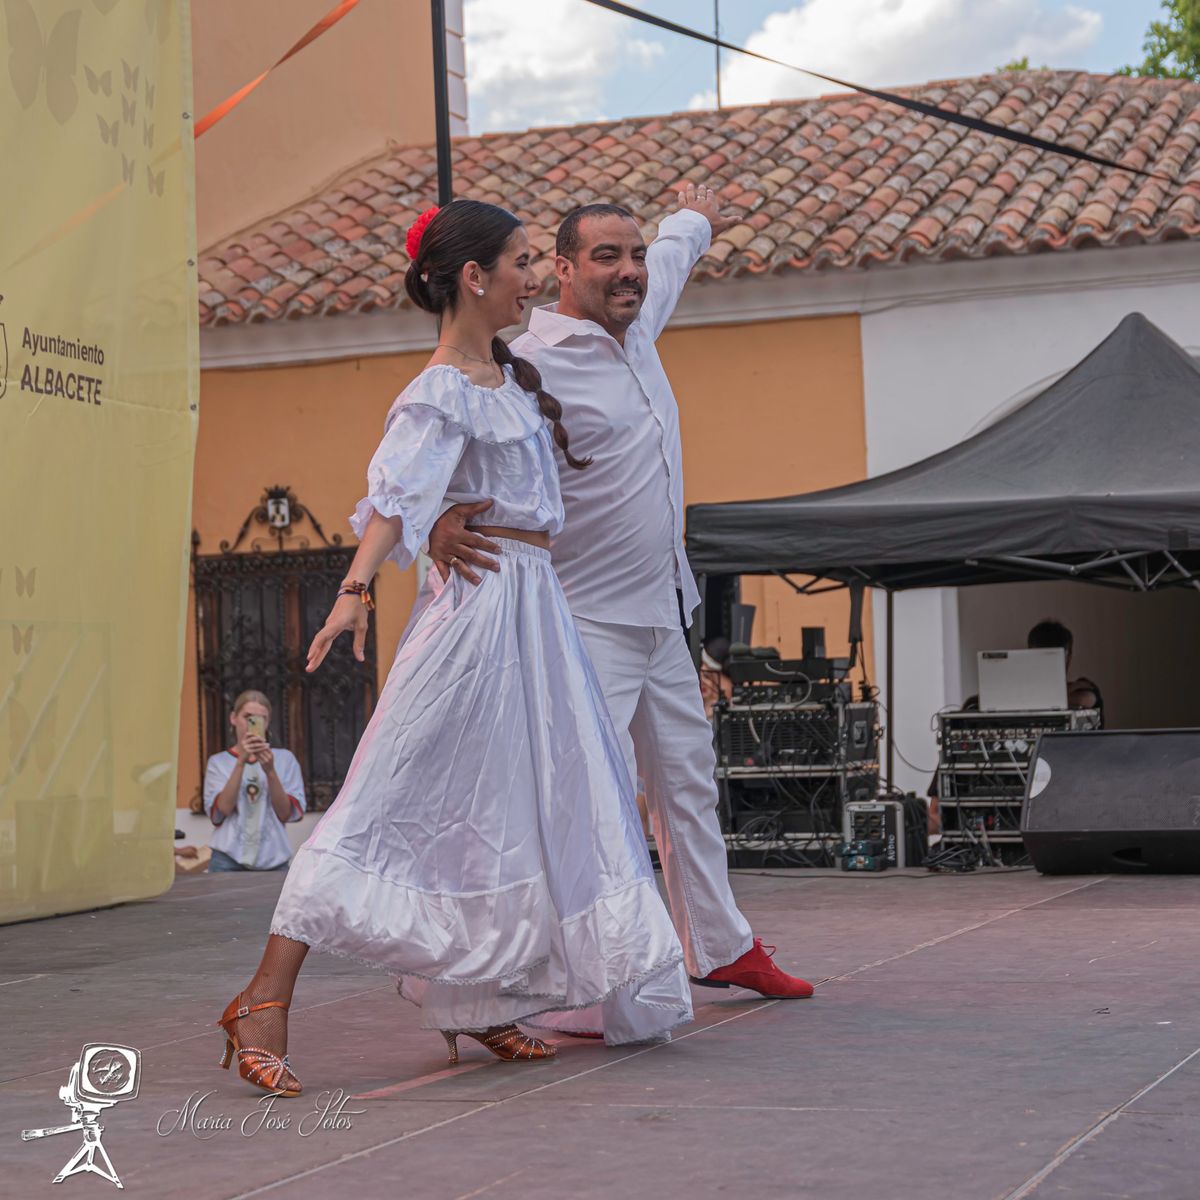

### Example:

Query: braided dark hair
xmin=404 ymin=199 xmax=590 ymax=470
xmin=490 ymin=337 xmax=590 ymax=470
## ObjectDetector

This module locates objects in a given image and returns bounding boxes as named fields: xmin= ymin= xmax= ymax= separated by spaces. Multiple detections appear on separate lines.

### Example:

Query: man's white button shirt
xmin=510 ymin=209 xmax=711 ymax=629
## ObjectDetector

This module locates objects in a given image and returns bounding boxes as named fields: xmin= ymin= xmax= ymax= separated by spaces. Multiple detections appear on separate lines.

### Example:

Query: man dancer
xmin=429 ymin=184 xmax=812 ymax=999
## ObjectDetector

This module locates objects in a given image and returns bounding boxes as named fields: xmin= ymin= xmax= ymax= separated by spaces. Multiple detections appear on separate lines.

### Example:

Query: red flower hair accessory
xmin=406 ymin=206 xmax=440 ymax=261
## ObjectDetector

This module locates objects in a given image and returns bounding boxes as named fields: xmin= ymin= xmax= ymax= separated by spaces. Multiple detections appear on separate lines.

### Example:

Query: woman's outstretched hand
xmin=307 ymin=595 xmax=369 ymax=672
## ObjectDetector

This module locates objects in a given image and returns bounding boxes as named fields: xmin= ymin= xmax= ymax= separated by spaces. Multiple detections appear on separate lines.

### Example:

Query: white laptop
xmin=977 ymin=649 xmax=1068 ymax=712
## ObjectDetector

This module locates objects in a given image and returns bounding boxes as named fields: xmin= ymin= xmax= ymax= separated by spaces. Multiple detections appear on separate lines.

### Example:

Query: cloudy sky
xmin=463 ymin=0 xmax=1165 ymax=133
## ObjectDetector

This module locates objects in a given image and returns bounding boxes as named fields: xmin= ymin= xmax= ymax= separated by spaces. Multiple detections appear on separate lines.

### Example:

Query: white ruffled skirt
xmin=270 ymin=539 xmax=692 ymax=1044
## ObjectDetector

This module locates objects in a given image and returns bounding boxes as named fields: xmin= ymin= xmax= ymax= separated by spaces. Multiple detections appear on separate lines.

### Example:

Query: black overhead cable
xmin=581 ymin=0 xmax=1177 ymax=186
xmin=713 ymin=0 xmax=721 ymax=109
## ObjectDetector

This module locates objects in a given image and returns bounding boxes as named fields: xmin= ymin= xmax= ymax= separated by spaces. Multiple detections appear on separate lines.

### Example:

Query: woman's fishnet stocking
xmin=233 ymin=935 xmax=308 ymax=1079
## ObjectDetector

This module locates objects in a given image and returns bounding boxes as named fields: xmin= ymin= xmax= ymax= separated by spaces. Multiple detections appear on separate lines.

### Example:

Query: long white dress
xmin=270 ymin=364 xmax=693 ymax=1043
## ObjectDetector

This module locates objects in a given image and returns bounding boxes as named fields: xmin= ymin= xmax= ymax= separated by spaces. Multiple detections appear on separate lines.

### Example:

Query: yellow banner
xmin=0 ymin=0 xmax=197 ymax=921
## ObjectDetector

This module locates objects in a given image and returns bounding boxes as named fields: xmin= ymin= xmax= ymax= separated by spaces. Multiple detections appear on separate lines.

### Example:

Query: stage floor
xmin=3 ymin=867 xmax=1199 ymax=1199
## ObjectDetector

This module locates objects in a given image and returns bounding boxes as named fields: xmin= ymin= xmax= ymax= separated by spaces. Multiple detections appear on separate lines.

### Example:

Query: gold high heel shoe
xmin=216 ymin=992 xmax=302 ymax=1097
xmin=441 ymin=1024 xmax=557 ymax=1064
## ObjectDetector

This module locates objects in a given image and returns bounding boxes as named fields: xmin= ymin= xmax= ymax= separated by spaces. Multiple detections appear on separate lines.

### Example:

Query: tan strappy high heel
xmin=441 ymin=1024 xmax=557 ymax=1064
xmin=217 ymin=993 xmax=302 ymax=1097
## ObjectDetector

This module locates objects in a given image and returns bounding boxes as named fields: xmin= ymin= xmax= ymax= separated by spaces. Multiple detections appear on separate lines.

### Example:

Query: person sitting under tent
xmin=928 ymin=618 xmax=1102 ymax=832
xmin=699 ymin=635 xmax=734 ymax=721
xmin=936 ymin=619 xmax=1101 ymax=719
xmin=1025 ymin=619 xmax=1102 ymax=719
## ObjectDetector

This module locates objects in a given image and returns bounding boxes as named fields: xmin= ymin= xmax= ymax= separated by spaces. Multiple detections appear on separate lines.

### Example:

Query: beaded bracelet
xmin=337 ymin=580 xmax=375 ymax=611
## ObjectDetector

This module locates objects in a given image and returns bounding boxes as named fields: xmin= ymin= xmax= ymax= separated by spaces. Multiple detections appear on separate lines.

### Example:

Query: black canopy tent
xmin=684 ymin=314 xmax=1200 ymax=782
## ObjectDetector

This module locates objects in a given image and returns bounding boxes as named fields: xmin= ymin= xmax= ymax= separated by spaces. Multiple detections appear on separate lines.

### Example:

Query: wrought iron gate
xmin=192 ymin=488 xmax=377 ymax=811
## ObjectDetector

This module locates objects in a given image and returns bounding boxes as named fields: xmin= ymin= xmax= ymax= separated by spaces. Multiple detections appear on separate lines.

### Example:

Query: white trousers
xmin=574 ymin=616 xmax=754 ymax=978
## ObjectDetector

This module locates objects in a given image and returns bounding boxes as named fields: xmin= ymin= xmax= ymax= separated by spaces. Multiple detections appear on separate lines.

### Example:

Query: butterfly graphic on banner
xmin=16 ymin=566 xmax=36 ymax=597
xmin=11 ymin=624 xmax=34 ymax=655
xmin=146 ymin=166 xmax=164 ymax=197
xmin=84 ymin=65 xmax=111 ymax=96
xmin=142 ymin=121 xmax=154 ymax=149
xmin=144 ymin=78 xmax=155 ymax=110
xmin=145 ymin=0 xmax=170 ymax=44
xmin=96 ymin=115 xmax=118 ymax=146
xmin=121 ymin=93 xmax=135 ymax=125
xmin=121 ymin=58 xmax=138 ymax=94
xmin=4 ymin=1 xmax=81 ymax=125
xmin=120 ymin=153 xmax=134 ymax=185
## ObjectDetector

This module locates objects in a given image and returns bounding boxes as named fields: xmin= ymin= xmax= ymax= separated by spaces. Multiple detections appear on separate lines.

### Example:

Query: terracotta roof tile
xmin=200 ymin=70 xmax=1200 ymax=327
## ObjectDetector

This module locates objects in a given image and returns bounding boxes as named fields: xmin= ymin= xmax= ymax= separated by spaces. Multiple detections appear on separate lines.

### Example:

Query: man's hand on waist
xmin=429 ymin=500 xmax=501 ymax=585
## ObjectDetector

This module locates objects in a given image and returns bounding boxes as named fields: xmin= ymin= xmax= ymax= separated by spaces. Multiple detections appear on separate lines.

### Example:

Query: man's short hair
xmin=1027 ymin=619 xmax=1073 ymax=654
xmin=556 ymin=203 xmax=636 ymax=261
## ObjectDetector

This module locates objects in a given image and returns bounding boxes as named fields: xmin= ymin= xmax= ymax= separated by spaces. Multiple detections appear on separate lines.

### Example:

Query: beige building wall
xmin=191 ymin=0 xmax=448 ymax=249
xmin=181 ymin=311 xmax=870 ymax=806
xmin=662 ymin=313 xmax=872 ymax=668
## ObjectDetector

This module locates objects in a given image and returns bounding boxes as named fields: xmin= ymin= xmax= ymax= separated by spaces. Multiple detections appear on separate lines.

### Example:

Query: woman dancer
xmin=216 ymin=200 xmax=692 ymax=1096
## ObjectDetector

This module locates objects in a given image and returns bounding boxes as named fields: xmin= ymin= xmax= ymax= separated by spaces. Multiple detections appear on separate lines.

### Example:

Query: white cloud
xmin=464 ymin=0 xmax=664 ymax=133
xmin=689 ymin=0 xmax=1103 ymax=110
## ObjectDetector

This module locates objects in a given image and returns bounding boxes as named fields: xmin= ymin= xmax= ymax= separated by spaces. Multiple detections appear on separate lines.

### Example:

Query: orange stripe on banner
xmin=4 ymin=134 xmax=182 ymax=272
xmin=193 ymin=0 xmax=364 ymax=139
xmin=10 ymin=182 xmax=128 ymax=270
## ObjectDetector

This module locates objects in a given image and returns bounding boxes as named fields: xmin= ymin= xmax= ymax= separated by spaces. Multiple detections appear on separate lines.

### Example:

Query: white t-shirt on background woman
xmin=204 ymin=748 xmax=306 ymax=870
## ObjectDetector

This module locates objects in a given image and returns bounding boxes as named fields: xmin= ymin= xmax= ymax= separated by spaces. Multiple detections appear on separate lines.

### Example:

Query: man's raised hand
xmin=677 ymin=182 xmax=737 ymax=235
xmin=428 ymin=500 xmax=501 ymax=585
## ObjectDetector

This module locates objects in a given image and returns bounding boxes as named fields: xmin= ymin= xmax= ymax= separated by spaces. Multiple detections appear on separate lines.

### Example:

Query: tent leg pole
xmin=885 ymin=589 xmax=895 ymax=790
xmin=690 ymin=574 xmax=706 ymax=668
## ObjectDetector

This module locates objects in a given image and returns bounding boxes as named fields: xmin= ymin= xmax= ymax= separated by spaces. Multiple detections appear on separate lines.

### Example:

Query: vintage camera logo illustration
xmin=22 ymin=1043 xmax=141 ymax=1189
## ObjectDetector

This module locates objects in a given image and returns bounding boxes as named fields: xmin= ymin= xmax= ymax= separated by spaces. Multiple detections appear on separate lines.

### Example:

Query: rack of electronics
xmin=935 ymin=707 xmax=1102 ymax=865
xmin=712 ymin=647 xmax=881 ymax=867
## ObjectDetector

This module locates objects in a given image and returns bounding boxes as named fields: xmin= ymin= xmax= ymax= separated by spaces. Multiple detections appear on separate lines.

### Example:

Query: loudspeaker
xmin=1022 ymin=729 xmax=1200 ymax=874
xmin=730 ymin=603 xmax=755 ymax=647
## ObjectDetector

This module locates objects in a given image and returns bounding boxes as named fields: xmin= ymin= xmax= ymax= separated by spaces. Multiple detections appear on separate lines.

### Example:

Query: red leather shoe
xmin=692 ymin=939 xmax=814 ymax=998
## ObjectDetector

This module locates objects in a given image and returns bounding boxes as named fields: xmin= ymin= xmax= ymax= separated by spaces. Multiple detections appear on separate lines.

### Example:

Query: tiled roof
xmin=199 ymin=70 xmax=1200 ymax=327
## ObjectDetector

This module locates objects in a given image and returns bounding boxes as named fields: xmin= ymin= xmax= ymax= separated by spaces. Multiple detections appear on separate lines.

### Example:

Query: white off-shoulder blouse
xmin=349 ymin=363 xmax=564 ymax=569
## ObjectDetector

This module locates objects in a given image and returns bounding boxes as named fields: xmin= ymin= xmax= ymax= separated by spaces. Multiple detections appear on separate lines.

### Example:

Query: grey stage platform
xmin=4 ymin=868 xmax=1199 ymax=1199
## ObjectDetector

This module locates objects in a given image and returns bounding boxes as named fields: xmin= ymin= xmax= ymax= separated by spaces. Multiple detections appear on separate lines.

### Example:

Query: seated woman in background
xmin=204 ymin=690 xmax=306 ymax=872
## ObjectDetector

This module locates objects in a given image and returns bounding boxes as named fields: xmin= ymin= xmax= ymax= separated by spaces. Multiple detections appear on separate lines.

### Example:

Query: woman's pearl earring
xmin=475 ymin=287 xmax=485 ymax=296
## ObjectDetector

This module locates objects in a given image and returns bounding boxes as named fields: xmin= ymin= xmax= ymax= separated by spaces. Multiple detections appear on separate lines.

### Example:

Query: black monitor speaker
xmin=802 ymin=626 xmax=826 ymax=659
xmin=730 ymin=603 xmax=755 ymax=648
xmin=1022 ymin=729 xmax=1200 ymax=874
